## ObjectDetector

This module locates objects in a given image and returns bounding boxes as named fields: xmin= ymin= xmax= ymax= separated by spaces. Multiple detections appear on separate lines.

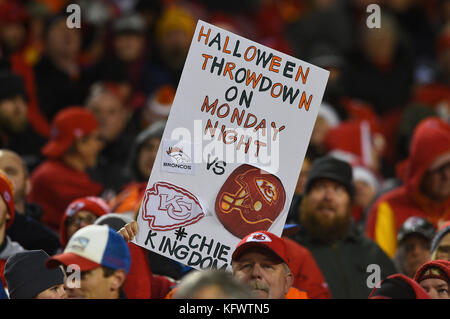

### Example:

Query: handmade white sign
xmin=132 ymin=20 xmax=329 ymax=271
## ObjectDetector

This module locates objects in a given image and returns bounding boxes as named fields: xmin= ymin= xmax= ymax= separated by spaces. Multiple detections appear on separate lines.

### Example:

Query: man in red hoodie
xmin=366 ymin=117 xmax=450 ymax=258
xmin=28 ymin=107 xmax=104 ymax=232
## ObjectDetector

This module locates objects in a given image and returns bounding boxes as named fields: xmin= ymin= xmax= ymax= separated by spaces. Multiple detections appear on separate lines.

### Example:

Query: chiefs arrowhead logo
xmin=247 ymin=232 xmax=272 ymax=243
xmin=142 ymin=182 xmax=205 ymax=231
xmin=215 ymin=164 xmax=286 ymax=238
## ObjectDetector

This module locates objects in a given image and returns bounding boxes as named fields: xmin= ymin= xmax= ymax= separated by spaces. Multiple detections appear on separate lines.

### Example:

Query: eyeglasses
xmin=67 ymin=214 xmax=97 ymax=226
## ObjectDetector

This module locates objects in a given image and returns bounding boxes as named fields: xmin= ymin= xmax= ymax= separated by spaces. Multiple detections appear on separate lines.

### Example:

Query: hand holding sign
xmin=118 ymin=221 xmax=138 ymax=242
xmin=132 ymin=20 xmax=329 ymax=271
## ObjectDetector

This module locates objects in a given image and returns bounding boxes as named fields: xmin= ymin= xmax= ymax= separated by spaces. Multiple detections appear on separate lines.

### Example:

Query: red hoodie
xmin=366 ymin=117 xmax=450 ymax=258
xmin=369 ymin=274 xmax=431 ymax=299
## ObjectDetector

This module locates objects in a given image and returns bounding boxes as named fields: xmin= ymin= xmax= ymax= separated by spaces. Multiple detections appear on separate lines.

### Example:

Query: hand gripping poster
xmin=132 ymin=20 xmax=329 ymax=271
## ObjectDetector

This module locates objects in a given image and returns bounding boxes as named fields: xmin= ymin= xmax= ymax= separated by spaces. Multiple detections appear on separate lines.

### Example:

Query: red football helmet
xmin=215 ymin=164 xmax=286 ymax=238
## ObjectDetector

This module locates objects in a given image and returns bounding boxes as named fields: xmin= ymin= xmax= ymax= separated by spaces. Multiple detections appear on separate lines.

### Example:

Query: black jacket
xmin=6 ymin=204 xmax=61 ymax=256
xmin=292 ymin=223 xmax=397 ymax=299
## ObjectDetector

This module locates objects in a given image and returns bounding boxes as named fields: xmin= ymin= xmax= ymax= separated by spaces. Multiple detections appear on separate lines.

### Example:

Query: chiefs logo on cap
xmin=142 ymin=182 xmax=205 ymax=231
xmin=215 ymin=164 xmax=286 ymax=238
xmin=247 ymin=232 xmax=272 ymax=243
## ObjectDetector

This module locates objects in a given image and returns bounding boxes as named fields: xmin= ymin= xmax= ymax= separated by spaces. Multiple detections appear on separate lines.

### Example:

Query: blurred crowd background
xmin=0 ymin=0 xmax=450 ymax=299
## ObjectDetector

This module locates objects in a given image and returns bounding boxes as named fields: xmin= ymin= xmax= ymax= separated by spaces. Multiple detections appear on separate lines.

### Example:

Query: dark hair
xmin=0 ymin=71 xmax=27 ymax=103
xmin=174 ymin=269 xmax=253 ymax=299
xmin=101 ymin=266 xmax=116 ymax=278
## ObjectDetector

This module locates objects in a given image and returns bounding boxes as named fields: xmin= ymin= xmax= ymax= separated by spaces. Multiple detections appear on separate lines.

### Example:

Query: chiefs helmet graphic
xmin=215 ymin=164 xmax=286 ymax=238
xmin=142 ymin=182 xmax=205 ymax=231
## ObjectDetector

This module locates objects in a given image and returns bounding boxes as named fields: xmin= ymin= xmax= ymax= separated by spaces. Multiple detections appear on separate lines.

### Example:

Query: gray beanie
xmin=4 ymin=250 xmax=65 ymax=299
xmin=431 ymin=224 xmax=450 ymax=255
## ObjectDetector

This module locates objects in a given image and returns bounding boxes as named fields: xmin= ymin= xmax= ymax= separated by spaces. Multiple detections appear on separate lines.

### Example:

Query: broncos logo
xmin=166 ymin=146 xmax=191 ymax=164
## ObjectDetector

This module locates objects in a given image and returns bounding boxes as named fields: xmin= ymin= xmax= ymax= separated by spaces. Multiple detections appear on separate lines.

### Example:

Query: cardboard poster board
xmin=132 ymin=20 xmax=329 ymax=271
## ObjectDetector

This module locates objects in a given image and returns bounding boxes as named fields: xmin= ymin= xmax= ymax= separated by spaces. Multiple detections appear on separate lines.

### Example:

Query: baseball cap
xmin=304 ymin=156 xmax=355 ymax=198
xmin=41 ymin=106 xmax=99 ymax=158
xmin=232 ymin=231 xmax=290 ymax=267
xmin=0 ymin=172 xmax=15 ymax=229
xmin=64 ymin=196 xmax=110 ymax=219
xmin=47 ymin=225 xmax=131 ymax=274
xmin=397 ymin=216 xmax=436 ymax=244
xmin=113 ymin=14 xmax=146 ymax=34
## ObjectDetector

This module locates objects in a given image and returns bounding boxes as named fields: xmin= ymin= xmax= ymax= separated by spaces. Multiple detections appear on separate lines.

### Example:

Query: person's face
xmin=300 ymin=179 xmax=351 ymax=243
xmin=232 ymin=248 xmax=293 ymax=299
xmin=88 ymin=93 xmax=129 ymax=143
xmin=46 ymin=19 xmax=81 ymax=59
xmin=64 ymin=282 xmax=85 ymax=299
xmin=158 ymin=29 xmax=190 ymax=70
xmin=1 ymin=23 xmax=26 ymax=52
xmin=137 ymin=137 xmax=160 ymax=179
xmin=304 ymin=179 xmax=350 ymax=224
xmin=66 ymin=210 xmax=97 ymax=240
xmin=0 ymin=151 xmax=29 ymax=206
xmin=35 ymin=284 xmax=67 ymax=299
xmin=363 ymin=26 xmax=396 ymax=64
xmin=434 ymin=233 xmax=450 ymax=261
xmin=0 ymin=96 xmax=28 ymax=133
xmin=402 ymin=235 xmax=431 ymax=277
xmin=114 ymin=33 xmax=146 ymax=62
xmin=354 ymin=180 xmax=376 ymax=209
xmin=189 ymin=284 xmax=229 ymax=299
xmin=421 ymin=160 xmax=450 ymax=203
xmin=0 ymin=196 xmax=11 ymax=232
xmin=419 ymin=278 xmax=450 ymax=299
xmin=76 ymin=130 xmax=104 ymax=168
xmin=79 ymin=267 xmax=124 ymax=299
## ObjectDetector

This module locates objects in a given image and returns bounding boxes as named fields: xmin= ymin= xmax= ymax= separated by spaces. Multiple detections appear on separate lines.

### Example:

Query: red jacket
xmin=366 ymin=117 xmax=450 ymax=258
xmin=28 ymin=160 xmax=103 ymax=231
xmin=282 ymin=237 xmax=332 ymax=299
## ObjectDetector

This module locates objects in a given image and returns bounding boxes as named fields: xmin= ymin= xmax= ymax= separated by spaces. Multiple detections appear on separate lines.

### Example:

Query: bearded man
xmin=292 ymin=156 xmax=396 ymax=298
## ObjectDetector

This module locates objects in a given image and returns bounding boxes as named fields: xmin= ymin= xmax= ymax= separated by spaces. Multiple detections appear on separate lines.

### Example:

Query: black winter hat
xmin=304 ymin=156 xmax=354 ymax=198
xmin=0 ymin=71 xmax=26 ymax=102
xmin=4 ymin=250 xmax=65 ymax=299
